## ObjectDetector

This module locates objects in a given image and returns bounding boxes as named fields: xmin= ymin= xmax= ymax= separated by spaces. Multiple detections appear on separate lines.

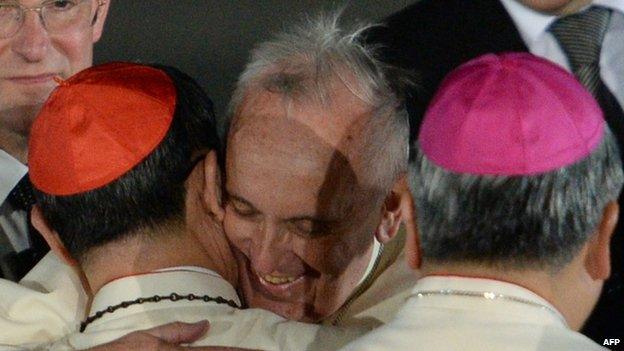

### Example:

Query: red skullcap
xmin=29 ymin=62 xmax=176 ymax=195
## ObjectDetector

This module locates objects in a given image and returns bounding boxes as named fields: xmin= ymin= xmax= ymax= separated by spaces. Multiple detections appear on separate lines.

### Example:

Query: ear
xmin=91 ymin=0 xmax=111 ymax=43
xmin=203 ymin=150 xmax=225 ymax=222
xmin=31 ymin=206 xmax=79 ymax=267
xmin=375 ymin=174 xmax=410 ymax=244
xmin=585 ymin=201 xmax=618 ymax=280
xmin=404 ymin=192 xmax=422 ymax=270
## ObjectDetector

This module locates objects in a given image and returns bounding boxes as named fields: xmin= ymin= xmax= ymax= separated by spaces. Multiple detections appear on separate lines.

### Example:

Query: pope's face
xmin=224 ymin=89 xmax=380 ymax=322
xmin=0 ymin=0 xmax=109 ymax=135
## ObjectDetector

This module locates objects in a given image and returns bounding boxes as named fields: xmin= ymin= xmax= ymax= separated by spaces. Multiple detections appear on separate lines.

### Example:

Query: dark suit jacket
xmin=367 ymin=0 xmax=624 ymax=343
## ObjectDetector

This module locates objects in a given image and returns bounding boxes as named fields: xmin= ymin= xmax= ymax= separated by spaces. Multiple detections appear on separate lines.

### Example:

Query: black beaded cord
xmin=80 ymin=293 xmax=240 ymax=332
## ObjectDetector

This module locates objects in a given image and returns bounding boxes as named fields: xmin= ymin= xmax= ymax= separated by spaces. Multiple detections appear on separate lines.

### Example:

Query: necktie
xmin=549 ymin=7 xmax=624 ymax=145
xmin=1 ymin=174 xmax=49 ymax=281
xmin=550 ymin=5 xmax=624 ymax=340
xmin=7 ymin=175 xmax=36 ymax=212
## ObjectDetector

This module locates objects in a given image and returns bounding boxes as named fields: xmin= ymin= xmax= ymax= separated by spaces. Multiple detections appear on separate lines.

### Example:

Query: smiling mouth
xmin=247 ymin=263 xmax=309 ymax=298
xmin=259 ymin=273 xmax=300 ymax=285
xmin=233 ymin=248 xmax=320 ymax=300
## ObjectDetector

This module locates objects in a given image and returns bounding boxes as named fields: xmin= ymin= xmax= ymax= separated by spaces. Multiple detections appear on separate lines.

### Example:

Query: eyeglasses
xmin=0 ymin=0 xmax=105 ymax=39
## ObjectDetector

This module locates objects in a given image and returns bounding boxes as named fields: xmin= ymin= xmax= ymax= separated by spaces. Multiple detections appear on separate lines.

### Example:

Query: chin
xmin=238 ymin=264 xmax=329 ymax=322
xmin=245 ymin=291 xmax=325 ymax=322
xmin=517 ymin=0 xmax=589 ymax=14
xmin=10 ymin=91 xmax=50 ymax=112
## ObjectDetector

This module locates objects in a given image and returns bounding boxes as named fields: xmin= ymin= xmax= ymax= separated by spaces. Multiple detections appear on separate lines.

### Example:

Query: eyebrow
xmin=285 ymin=215 xmax=348 ymax=239
xmin=286 ymin=216 xmax=335 ymax=225
xmin=286 ymin=216 xmax=345 ymax=238
xmin=226 ymin=193 xmax=257 ymax=209
xmin=227 ymin=192 xmax=338 ymax=222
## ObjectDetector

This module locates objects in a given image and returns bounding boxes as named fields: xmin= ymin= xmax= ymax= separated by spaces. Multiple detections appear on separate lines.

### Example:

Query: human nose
xmin=251 ymin=221 xmax=289 ymax=273
xmin=11 ymin=10 xmax=50 ymax=62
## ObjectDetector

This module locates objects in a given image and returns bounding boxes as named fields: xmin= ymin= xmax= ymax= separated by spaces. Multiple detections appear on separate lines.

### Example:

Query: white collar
xmin=357 ymin=237 xmax=382 ymax=286
xmin=89 ymin=267 xmax=240 ymax=328
xmin=153 ymin=265 xmax=223 ymax=278
xmin=499 ymin=0 xmax=624 ymax=48
xmin=409 ymin=275 xmax=567 ymax=326
xmin=0 ymin=149 xmax=27 ymax=204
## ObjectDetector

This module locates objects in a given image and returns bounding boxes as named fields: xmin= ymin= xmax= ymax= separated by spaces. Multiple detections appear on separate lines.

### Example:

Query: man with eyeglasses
xmin=0 ymin=0 xmax=110 ymax=281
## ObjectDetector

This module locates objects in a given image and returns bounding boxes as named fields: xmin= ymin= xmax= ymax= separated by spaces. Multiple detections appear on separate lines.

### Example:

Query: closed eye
xmin=226 ymin=194 xmax=260 ymax=218
xmin=230 ymin=202 xmax=259 ymax=217
xmin=287 ymin=218 xmax=335 ymax=238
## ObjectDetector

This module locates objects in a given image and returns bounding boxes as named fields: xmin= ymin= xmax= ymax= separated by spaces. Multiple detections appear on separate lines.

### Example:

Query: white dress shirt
xmin=499 ymin=0 xmax=624 ymax=109
xmin=0 ymin=149 xmax=29 ymax=255
xmin=340 ymin=276 xmax=606 ymax=351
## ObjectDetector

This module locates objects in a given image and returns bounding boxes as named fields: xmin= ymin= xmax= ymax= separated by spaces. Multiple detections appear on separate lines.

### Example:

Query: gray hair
xmin=227 ymin=12 xmax=409 ymax=195
xmin=410 ymin=128 xmax=624 ymax=270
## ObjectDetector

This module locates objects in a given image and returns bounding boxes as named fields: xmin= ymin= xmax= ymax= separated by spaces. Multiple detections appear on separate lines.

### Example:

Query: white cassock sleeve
xmin=0 ymin=252 xmax=87 ymax=347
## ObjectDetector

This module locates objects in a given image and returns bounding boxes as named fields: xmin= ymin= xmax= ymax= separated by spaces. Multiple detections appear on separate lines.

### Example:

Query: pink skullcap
xmin=418 ymin=52 xmax=605 ymax=176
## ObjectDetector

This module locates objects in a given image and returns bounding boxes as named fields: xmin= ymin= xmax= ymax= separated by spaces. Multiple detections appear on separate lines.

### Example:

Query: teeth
xmin=261 ymin=274 xmax=296 ymax=285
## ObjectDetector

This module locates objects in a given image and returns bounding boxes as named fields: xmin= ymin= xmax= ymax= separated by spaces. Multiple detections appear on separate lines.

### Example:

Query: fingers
xmin=85 ymin=321 xmax=261 ymax=351
xmin=87 ymin=332 xmax=162 ymax=351
xmin=178 ymin=348 xmax=262 ymax=351
xmin=142 ymin=320 xmax=210 ymax=344
xmin=86 ymin=321 xmax=211 ymax=351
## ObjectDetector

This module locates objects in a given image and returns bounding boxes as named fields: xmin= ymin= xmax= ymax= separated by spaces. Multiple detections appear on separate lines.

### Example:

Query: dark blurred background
xmin=94 ymin=1 xmax=410 ymax=122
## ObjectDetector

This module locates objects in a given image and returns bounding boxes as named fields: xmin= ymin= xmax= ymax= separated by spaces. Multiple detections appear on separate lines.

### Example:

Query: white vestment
xmin=0 ymin=229 xmax=415 ymax=348
xmin=19 ymin=268 xmax=366 ymax=350
xmin=0 ymin=253 xmax=87 ymax=345
xmin=340 ymin=276 xmax=607 ymax=351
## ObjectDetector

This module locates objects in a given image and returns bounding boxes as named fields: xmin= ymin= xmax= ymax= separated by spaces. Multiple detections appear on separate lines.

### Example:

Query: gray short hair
xmin=228 ymin=12 xmax=409 ymax=195
xmin=410 ymin=128 xmax=624 ymax=270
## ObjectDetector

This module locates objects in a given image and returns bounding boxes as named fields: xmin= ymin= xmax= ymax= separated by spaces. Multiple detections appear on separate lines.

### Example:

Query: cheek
xmin=293 ymin=234 xmax=366 ymax=276
xmin=49 ymin=30 xmax=94 ymax=75
xmin=323 ymin=223 xmax=377 ymax=274
xmin=325 ymin=240 xmax=356 ymax=271
xmin=223 ymin=210 xmax=256 ymax=253
xmin=0 ymin=40 xmax=9 ymax=55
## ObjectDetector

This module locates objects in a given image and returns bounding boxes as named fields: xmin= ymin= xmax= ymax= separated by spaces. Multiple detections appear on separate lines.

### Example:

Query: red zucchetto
xmin=29 ymin=62 xmax=177 ymax=195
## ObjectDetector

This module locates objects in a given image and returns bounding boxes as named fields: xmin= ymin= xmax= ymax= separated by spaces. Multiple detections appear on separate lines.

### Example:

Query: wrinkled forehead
xmin=229 ymin=106 xmax=357 ymax=182
xmin=230 ymin=82 xmax=374 ymax=153
xmin=228 ymin=85 xmax=376 ymax=175
xmin=226 ymin=95 xmax=375 ymax=218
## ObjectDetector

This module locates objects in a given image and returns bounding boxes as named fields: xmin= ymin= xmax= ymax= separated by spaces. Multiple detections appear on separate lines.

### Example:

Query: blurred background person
xmin=0 ymin=0 xmax=110 ymax=281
